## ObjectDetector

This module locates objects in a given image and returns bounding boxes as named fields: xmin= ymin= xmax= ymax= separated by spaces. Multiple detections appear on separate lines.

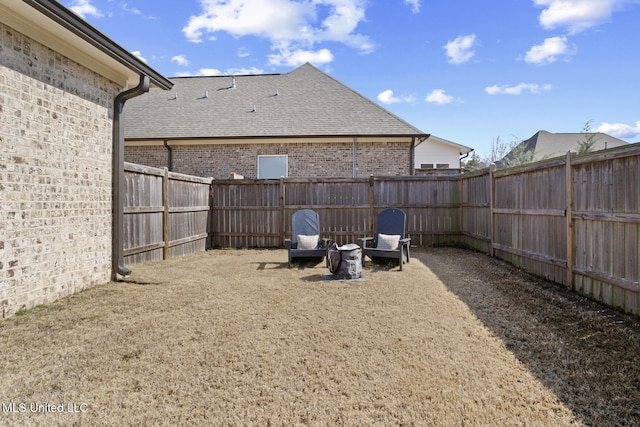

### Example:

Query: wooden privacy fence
xmin=122 ymin=143 xmax=640 ymax=315
xmin=123 ymin=163 xmax=212 ymax=265
xmin=209 ymin=175 xmax=462 ymax=248
xmin=122 ymin=169 xmax=462 ymax=260
xmin=461 ymin=145 xmax=640 ymax=314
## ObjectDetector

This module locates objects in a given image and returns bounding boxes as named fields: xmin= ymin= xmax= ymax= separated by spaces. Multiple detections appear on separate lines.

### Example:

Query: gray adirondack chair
xmin=358 ymin=208 xmax=410 ymax=271
xmin=285 ymin=209 xmax=331 ymax=268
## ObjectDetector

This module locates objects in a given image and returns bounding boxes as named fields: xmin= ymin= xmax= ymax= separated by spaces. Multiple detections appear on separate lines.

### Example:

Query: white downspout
xmin=353 ymin=137 xmax=357 ymax=178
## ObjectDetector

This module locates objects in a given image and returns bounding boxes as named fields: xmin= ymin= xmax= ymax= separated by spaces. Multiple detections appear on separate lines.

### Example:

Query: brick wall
xmin=125 ymin=140 xmax=412 ymax=178
xmin=124 ymin=146 xmax=168 ymax=170
xmin=0 ymin=22 xmax=122 ymax=317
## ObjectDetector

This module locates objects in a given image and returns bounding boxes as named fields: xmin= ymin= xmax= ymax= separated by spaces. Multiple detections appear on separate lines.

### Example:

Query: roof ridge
xmin=289 ymin=63 xmax=426 ymax=135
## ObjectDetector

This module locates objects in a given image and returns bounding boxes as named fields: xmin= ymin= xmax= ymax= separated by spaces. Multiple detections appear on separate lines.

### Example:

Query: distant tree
xmin=461 ymin=151 xmax=486 ymax=170
xmin=462 ymin=136 xmax=522 ymax=171
xmin=577 ymin=119 xmax=599 ymax=154
xmin=499 ymin=142 xmax=534 ymax=168
xmin=487 ymin=136 xmax=514 ymax=164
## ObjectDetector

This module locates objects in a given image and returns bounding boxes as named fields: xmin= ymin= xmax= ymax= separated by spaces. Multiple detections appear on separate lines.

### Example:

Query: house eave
xmin=421 ymin=134 xmax=473 ymax=152
xmin=125 ymin=134 xmax=431 ymax=146
xmin=1 ymin=0 xmax=172 ymax=90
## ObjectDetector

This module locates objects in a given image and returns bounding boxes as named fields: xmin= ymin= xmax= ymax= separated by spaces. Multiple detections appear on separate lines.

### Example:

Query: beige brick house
xmin=124 ymin=63 xmax=429 ymax=179
xmin=0 ymin=0 xmax=171 ymax=317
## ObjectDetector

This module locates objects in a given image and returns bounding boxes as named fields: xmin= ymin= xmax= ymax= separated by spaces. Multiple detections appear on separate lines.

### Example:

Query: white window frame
xmin=257 ymin=155 xmax=288 ymax=179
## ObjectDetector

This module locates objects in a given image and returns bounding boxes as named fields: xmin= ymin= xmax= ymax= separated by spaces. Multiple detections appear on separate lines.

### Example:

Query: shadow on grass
xmin=251 ymin=258 xmax=325 ymax=271
xmin=120 ymin=279 xmax=164 ymax=286
xmin=300 ymin=274 xmax=325 ymax=283
xmin=288 ymin=257 xmax=326 ymax=270
xmin=363 ymin=258 xmax=403 ymax=272
xmin=253 ymin=261 xmax=290 ymax=270
xmin=413 ymin=247 xmax=640 ymax=426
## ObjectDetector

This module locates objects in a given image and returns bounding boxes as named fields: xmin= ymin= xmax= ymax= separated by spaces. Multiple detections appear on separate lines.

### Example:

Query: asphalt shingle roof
xmin=498 ymin=130 xmax=629 ymax=167
xmin=124 ymin=63 xmax=426 ymax=140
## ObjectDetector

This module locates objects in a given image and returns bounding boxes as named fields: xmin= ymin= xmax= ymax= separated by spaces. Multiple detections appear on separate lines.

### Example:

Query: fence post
xmin=163 ymin=167 xmax=169 ymax=260
xmin=565 ymin=151 xmax=574 ymax=290
xmin=280 ymin=177 xmax=286 ymax=246
xmin=208 ymin=180 xmax=214 ymax=249
xmin=489 ymin=164 xmax=495 ymax=257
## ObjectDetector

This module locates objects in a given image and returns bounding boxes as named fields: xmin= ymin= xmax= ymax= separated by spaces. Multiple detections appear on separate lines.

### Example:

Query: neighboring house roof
xmin=419 ymin=135 xmax=473 ymax=153
xmin=124 ymin=63 xmax=428 ymax=140
xmin=0 ymin=0 xmax=172 ymax=90
xmin=497 ymin=130 xmax=629 ymax=168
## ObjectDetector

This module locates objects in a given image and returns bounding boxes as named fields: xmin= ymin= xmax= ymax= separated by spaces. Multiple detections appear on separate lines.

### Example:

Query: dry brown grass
xmin=1 ymin=247 xmax=639 ymax=426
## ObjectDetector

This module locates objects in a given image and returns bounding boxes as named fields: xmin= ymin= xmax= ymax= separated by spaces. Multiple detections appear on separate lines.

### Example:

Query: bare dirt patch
xmin=0 ymin=247 xmax=638 ymax=426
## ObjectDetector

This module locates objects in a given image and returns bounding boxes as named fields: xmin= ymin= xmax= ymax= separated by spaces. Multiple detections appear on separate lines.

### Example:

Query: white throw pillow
xmin=297 ymin=234 xmax=319 ymax=250
xmin=377 ymin=233 xmax=400 ymax=250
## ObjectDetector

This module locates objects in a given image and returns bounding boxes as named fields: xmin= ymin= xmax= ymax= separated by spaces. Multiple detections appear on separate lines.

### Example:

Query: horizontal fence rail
xmin=123 ymin=143 xmax=640 ymax=315
xmin=209 ymin=175 xmax=463 ymax=248
xmin=123 ymin=163 xmax=212 ymax=265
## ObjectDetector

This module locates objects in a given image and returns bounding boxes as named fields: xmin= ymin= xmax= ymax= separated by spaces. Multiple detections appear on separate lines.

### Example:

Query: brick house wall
xmin=125 ymin=140 xmax=411 ymax=178
xmin=0 ymin=22 xmax=121 ymax=317
xmin=124 ymin=145 xmax=169 ymax=170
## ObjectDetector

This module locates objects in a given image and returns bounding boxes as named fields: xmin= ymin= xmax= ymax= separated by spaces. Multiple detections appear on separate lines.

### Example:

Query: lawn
xmin=1 ymin=247 xmax=639 ymax=425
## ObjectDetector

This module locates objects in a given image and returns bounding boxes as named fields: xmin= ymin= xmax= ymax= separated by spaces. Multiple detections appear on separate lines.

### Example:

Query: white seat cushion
xmin=297 ymin=234 xmax=319 ymax=250
xmin=377 ymin=233 xmax=400 ymax=250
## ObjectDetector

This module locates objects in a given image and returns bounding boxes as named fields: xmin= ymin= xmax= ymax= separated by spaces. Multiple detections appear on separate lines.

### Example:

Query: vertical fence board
xmin=123 ymin=164 xmax=164 ymax=264
xmin=123 ymin=163 xmax=212 ymax=264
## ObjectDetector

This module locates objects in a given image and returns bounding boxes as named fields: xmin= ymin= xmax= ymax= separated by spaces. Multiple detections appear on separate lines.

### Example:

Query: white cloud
xmin=425 ymin=89 xmax=454 ymax=104
xmin=318 ymin=1 xmax=374 ymax=52
xmin=171 ymin=55 xmax=189 ymax=67
xmin=131 ymin=51 xmax=147 ymax=63
xmin=68 ymin=0 xmax=103 ymax=19
xmin=267 ymin=47 xmax=334 ymax=67
xmin=173 ymin=70 xmax=221 ymax=77
xmin=524 ymin=36 xmax=576 ymax=64
xmin=485 ymin=83 xmax=552 ymax=95
xmin=533 ymin=0 xmax=629 ymax=34
xmin=237 ymin=47 xmax=251 ymax=58
xmin=183 ymin=0 xmax=313 ymax=42
xmin=174 ymin=66 xmax=265 ymax=77
xmin=226 ymin=67 xmax=265 ymax=75
xmin=197 ymin=68 xmax=223 ymax=76
xmin=182 ymin=0 xmax=375 ymax=65
xmin=595 ymin=121 xmax=640 ymax=139
xmin=377 ymin=90 xmax=414 ymax=104
xmin=444 ymin=34 xmax=476 ymax=64
xmin=378 ymin=90 xmax=401 ymax=104
xmin=404 ymin=0 xmax=421 ymax=14
xmin=121 ymin=2 xmax=141 ymax=15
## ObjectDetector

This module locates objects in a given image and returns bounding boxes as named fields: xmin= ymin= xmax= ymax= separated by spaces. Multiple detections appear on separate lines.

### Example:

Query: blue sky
xmin=62 ymin=0 xmax=640 ymax=156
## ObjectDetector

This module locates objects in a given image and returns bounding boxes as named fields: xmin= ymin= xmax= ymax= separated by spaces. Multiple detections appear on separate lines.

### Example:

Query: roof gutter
xmin=112 ymin=75 xmax=150 ymax=279
xmin=126 ymin=133 xmax=430 ymax=142
xmin=460 ymin=148 xmax=474 ymax=161
xmin=411 ymin=134 xmax=430 ymax=175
